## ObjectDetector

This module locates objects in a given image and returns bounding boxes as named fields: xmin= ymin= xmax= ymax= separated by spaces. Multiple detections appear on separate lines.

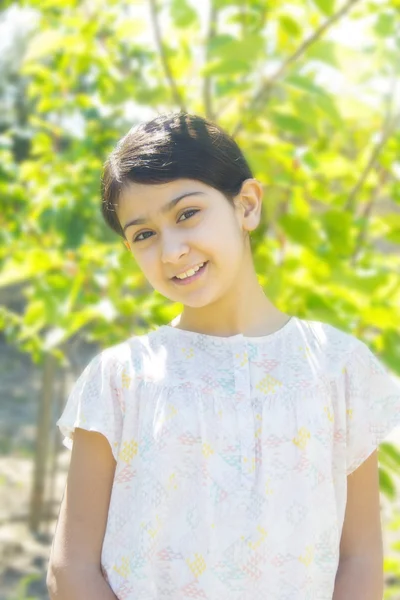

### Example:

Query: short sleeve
xmin=56 ymin=348 xmax=124 ymax=462
xmin=344 ymin=340 xmax=400 ymax=475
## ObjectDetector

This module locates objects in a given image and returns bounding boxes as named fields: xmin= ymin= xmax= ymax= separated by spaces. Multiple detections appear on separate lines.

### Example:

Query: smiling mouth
xmin=172 ymin=262 xmax=208 ymax=279
xmin=172 ymin=261 xmax=209 ymax=283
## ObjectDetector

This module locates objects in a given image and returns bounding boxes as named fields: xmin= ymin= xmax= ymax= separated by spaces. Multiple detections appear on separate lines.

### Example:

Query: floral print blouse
xmin=56 ymin=316 xmax=400 ymax=600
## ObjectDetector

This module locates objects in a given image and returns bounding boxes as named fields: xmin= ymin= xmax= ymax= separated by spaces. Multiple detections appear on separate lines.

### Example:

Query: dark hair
xmin=101 ymin=111 xmax=254 ymax=239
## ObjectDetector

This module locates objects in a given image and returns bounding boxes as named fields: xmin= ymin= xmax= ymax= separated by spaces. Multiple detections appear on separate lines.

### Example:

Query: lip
xmin=171 ymin=261 xmax=207 ymax=279
xmin=171 ymin=261 xmax=208 ymax=285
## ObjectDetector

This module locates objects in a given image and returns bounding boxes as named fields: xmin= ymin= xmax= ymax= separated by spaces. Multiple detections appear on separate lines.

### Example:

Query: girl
xmin=47 ymin=111 xmax=400 ymax=600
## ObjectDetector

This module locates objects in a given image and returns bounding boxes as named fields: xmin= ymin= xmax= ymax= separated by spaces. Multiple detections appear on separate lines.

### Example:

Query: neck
xmin=171 ymin=254 xmax=289 ymax=337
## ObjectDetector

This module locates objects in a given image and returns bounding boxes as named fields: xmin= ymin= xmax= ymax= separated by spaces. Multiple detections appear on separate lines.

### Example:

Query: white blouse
xmin=56 ymin=316 xmax=400 ymax=600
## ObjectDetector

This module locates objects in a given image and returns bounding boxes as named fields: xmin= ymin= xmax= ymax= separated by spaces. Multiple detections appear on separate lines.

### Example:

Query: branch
xmin=231 ymin=0 xmax=362 ymax=139
xmin=345 ymin=72 xmax=400 ymax=212
xmin=345 ymin=112 xmax=400 ymax=218
xmin=347 ymin=70 xmax=399 ymax=264
xmin=350 ymin=166 xmax=390 ymax=267
xmin=213 ymin=3 xmax=270 ymax=121
xmin=203 ymin=1 xmax=218 ymax=120
xmin=148 ymin=0 xmax=187 ymax=111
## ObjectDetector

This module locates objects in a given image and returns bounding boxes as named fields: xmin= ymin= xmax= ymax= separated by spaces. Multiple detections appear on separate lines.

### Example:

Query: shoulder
xmin=80 ymin=335 xmax=142 ymax=383
xmin=294 ymin=316 xmax=361 ymax=357
xmin=92 ymin=329 xmax=166 ymax=383
xmin=99 ymin=330 xmax=159 ymax=361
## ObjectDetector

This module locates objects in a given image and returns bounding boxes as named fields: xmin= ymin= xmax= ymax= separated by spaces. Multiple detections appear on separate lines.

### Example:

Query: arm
xmin=333 ymin=450 xmax=384 ymax=600
xmin=47 ymin=565 xmax=119 ymax=600
xmin=47 ymin=428 xmax=119 ymax=600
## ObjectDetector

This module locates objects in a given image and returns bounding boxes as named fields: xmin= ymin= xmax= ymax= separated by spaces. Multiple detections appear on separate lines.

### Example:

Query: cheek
xmin=201 ymin=213 xmax=235 ymax=243
xmin=194 ymin=219 xmax=241 ymax=260
xmin=130 ymin=249 xmax=155 ymax=275
xmin=212 ymin=221 xmax=243 ymax=252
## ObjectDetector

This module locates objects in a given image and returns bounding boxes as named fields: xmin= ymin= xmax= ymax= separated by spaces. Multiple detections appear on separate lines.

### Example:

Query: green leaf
xmin=321 ymin=209 xmax=352 ymax=251
xmin=279 ymin=15 xmax=301 ymax=37
xmin=270 ymin=111 xmax=309 ymax=136
xmin=305 ymin=40 xmax=338 ymax=67
xmin=278 ymin=215 xmax=322 ymax=247
xmin=374 ymin=13 xmax=395 ymax=37
xmin=215 ymin=79 xmax=248 ymax=98
xmin=386 ymin=229 xmax=400 ymax=245
xmin=313 ymin=94 xmax=342 ymax=124
xmin=24 ymin=300 xmax=46 ymax=328
xmin=0 ymin=250 xmax=61 ymax=287
xmin=24 ymin=30 xmax=65 ymax=63
xmin=67 ymin=307 xmax=99 ymax=336
xmin=380 ymin=442 xmax=400 ymax=472
xmin=203 ymin=33 xmax=264 ymax=76
xmin=378 ymin=214 xmax=400 ymax=245
xmin=213 ymin=0 xmax=243 ymax=7
xmin=379 ymin=467 xmax=397 ymax=500
xmin=315 ymin=152 xmax=354 ymax=177
xmin=170 ymin=0 xmax=198 ymax=28
xmin=284 ymin=74 xmax=326 ymax=96
xmin=311 ymin=0 xmax=336 ymax=16
xmin=203 ymin=56 xmax=251 ymax=76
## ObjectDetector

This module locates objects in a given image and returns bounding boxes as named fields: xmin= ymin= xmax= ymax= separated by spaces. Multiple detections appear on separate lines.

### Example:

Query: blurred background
xmin=1 ymin=0 xmax=400 ymax=598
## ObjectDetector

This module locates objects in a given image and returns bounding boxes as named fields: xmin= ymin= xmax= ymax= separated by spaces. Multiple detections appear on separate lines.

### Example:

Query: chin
xmin=161 ymin=288 xmax=213 ymax=309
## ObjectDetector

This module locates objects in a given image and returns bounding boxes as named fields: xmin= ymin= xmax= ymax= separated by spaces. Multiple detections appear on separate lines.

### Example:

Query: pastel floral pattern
xmin=57 ymin=316 xmax=400 ymax=600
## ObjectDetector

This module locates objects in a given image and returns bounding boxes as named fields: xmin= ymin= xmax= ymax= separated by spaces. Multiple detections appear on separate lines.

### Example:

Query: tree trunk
xmin=29 ymin=351 xmax=56 ymax=532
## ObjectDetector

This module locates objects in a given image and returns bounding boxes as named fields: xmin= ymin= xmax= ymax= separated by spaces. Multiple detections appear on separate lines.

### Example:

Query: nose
xmin=160 ymin=232 xmax=190 ymax=264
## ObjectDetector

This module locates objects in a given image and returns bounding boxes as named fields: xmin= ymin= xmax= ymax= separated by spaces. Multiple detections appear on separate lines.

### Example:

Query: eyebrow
xmin=123 ymin=191 xmax=206 ymax=234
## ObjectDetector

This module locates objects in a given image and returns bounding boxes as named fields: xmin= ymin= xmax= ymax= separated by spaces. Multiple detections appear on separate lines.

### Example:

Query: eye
xmin=133 ymin=231 xmax=153 ymax=243
xmin=178 ymin=209 xmax=199 ymax=222
xmin=132 ymin=209 xmax=200 ymax=243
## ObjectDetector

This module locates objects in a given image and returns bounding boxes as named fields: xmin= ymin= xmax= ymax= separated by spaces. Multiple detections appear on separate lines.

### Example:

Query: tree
xmin=1 ymin=1 xmax=400 ymax=590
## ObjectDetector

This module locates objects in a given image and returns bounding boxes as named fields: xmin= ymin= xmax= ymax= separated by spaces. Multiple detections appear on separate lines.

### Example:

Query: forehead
xmin=117 ymin=179 xmax=212 ymax=217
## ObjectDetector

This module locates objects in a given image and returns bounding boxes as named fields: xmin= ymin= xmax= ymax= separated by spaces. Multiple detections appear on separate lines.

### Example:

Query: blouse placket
xmin=231 ymin=338 xmax=255 ymax=490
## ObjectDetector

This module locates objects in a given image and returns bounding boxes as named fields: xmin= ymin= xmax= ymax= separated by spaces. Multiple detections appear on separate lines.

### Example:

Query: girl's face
xmin=117 ymin=178 xmax=260 ymax=308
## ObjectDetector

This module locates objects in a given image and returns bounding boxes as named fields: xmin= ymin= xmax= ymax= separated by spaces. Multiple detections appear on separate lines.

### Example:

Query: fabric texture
xmin=56 ymin=316 xmax=400 ymax=600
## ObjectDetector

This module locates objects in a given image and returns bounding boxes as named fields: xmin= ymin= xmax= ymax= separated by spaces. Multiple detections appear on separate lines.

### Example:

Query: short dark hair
xmin=101 ymin=111 xmax=254 ymax=239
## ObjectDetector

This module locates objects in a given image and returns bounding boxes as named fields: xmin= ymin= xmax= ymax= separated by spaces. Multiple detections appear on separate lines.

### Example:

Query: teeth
xmin=176 ymin=262 xmax=205 ymax=279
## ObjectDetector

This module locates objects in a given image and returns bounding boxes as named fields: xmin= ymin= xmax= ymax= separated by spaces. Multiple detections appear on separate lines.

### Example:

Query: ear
xmin=235 ymin=178 xmax=263 ymax=234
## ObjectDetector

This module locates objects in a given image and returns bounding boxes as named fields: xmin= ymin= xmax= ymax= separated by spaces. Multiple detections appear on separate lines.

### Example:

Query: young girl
xmin=47 ymin=111 xmax=400 ymax=600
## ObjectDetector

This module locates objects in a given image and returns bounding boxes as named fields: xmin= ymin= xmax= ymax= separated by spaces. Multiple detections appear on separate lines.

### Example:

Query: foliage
xmin=1 ymin=0 xmax=400 ymax=591
xmin=0 ymin=0 xmax=398 ymax=363
xmin=8 ymin=572 xmax=42 ymax=600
